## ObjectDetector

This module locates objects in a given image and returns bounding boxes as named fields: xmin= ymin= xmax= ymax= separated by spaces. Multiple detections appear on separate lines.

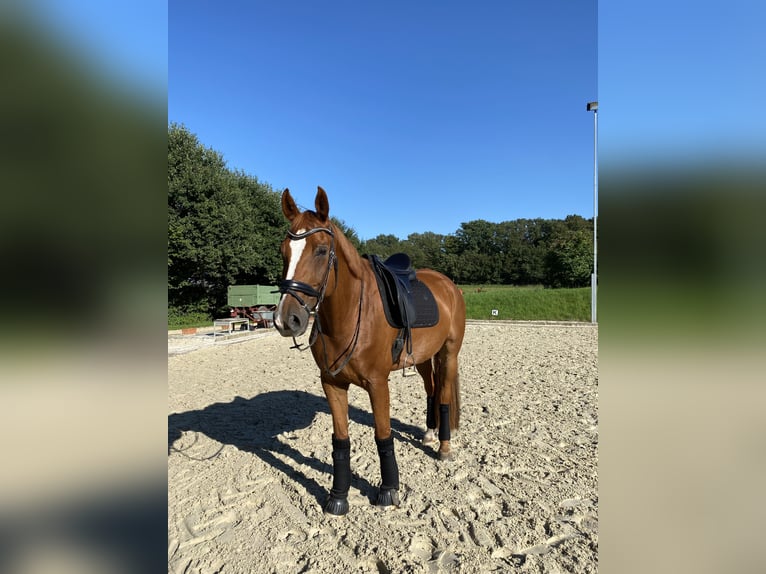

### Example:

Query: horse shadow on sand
xmin=168 ymin=390 xmax=430 ymax=507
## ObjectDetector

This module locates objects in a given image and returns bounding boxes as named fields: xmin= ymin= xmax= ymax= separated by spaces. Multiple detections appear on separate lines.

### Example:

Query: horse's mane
xmin=331 ymin=222 xmax=364 ymax=279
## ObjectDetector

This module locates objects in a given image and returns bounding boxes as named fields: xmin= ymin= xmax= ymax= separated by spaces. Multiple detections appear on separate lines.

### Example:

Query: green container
xmin=227 ymin=285 xmax=281 ymax=307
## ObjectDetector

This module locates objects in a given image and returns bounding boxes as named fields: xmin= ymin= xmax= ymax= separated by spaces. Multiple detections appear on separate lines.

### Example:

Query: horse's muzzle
xmin=274 ymin=299 xmax=310 ymax=338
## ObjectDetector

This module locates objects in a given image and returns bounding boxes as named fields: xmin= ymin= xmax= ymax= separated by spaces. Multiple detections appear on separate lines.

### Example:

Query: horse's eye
xmin=315 ymin=245 xmax=328 ymax=257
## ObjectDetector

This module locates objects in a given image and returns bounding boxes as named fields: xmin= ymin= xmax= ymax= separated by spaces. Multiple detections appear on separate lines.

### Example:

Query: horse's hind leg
xmin=436 ymin=345 xmax=460 ymax=461
xmin=416 ymin=359 xmax=438 ymax=446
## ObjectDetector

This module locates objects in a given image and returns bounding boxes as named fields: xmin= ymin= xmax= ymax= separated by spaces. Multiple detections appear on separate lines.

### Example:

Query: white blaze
xmin=275 ymin=230 xmax=306 ymax=330
xmin=285 ymin=231 xmax=307 ymax=281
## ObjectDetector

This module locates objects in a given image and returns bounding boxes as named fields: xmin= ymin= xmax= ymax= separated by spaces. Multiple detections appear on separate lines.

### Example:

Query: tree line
xmin=169 ymin=124 xmax=593 ymax=316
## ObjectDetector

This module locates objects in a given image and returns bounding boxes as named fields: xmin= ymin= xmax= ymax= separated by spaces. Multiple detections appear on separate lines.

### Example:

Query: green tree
xmin=405 ymin=231 xmax=447 ymax=271
xmin=545 ymin=227 xmax=593 ymax=287
xmin=168 ymin=124 xmax=284 ymax=315
xmin=168 ymin=124 xmax=229 ymax=312
xmin=360 ymin=234 xmax=404 ymax=259
xmin=453 ymin=220 xmax=499 ymax=255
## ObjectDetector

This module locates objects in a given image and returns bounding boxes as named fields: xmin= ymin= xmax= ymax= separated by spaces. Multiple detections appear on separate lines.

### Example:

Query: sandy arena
xmin=168 ymin=321 xmax=598 ymax=573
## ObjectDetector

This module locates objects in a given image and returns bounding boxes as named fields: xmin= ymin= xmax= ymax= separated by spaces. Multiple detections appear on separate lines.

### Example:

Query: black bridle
xmin=278 ymin=226 xmax=337 ymax=317
xmin=277 ymin=225 xmax=364 ymax=376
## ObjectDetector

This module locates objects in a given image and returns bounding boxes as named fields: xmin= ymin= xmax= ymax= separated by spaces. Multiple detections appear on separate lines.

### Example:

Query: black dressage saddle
xmin=365 ymin=253 xmax=439 ymax=363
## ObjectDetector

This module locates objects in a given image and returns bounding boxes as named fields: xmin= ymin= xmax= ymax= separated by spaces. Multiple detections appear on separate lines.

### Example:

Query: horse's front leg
xmin=368 ymin=380 xmax=400 ymax=508
xmin=322 ymin=379 xmax=351 ymax=516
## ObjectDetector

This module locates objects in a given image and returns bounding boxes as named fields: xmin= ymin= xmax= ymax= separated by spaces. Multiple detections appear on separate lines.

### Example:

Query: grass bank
xmin=460 ymin=285 xmax=591 ymax=322
xmin=168 ymin=285 xmax=591 ymax=329
xmin=168 ymin=311 xmax=212 ymax=330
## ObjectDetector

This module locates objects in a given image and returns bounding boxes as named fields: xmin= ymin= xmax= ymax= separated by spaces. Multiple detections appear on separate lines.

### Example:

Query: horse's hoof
xmin=323 ymin=496 xmax=349 ymax=516
xmin=422 ymin=429 xmax=438 ymax=446
xmin=376 ymin=488 xmax=400 ymax=508
xmin=438 ymin=450 xmax=455 ymax=462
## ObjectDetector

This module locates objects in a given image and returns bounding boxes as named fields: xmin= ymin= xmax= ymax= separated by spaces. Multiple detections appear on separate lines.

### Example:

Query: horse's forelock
xmin=291 ymin=210 xmax=322 ymax=232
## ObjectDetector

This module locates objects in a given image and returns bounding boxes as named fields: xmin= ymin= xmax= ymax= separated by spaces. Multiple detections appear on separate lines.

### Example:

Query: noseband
xmin=278 ymin=226 xmax=337 ymax=316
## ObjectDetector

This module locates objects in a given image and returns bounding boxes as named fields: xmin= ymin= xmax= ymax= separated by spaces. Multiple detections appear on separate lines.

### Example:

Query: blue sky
xmin=15 ymin=1 xmax=763 ymax=238
xmin=169 ymin=1 xmax=598 ymax=240
xmin=26 ymin=0 xmax=167 ymax=97
xmin=599 ymin=1 xmax=766 ymax=168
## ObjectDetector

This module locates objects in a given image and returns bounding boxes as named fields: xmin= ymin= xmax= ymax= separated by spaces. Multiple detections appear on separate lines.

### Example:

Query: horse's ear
xmin=315 ymin=186 xmax=330 ymax=222
xmin=281 ymin=188 xmax=300 ymax=221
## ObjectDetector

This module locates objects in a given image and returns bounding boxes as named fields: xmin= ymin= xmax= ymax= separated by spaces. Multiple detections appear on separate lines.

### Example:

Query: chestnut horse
xmin=273 ymin=187 xmax=466 ymax=516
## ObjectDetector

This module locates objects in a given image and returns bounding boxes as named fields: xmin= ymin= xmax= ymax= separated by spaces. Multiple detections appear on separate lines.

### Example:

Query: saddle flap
xmin=365 ymin=253 xmax=440 ymax=362
xmin=366 ymin=255 xmax=415 ymax=324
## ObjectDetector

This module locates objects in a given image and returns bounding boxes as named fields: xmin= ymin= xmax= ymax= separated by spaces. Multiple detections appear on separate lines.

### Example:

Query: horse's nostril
xmin=288 ymin=314 xmax=302 ymax=330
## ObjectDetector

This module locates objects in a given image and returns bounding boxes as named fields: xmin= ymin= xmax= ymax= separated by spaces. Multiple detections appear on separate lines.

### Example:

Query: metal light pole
xmin=586 ymin=101 xmax=598 ymax=323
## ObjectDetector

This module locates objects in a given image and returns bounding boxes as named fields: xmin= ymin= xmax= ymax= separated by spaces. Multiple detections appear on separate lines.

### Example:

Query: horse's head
xmin=274 ymin=186 xmax=337 ymax=338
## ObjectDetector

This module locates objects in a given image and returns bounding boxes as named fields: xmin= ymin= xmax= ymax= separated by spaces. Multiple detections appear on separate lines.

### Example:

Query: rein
xmin=278 ymin=225 xmax=364 ymax=376
xmin=315 ymin=280 xmax=364 ymax=376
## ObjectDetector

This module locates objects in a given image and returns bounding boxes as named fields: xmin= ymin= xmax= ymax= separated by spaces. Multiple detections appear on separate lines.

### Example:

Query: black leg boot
xmin=426 ymin=396 xmax=436 ymax=429
xmin=423 ymin=396 xmax=438 ymax=445
xmin=437 ymin=404 xmax=455 ymax=461
xmin=375 ymin=434 xmax=400 ymax=508
xmin=439 ymin=404 xmax=451 ymax=442
xmin=324 ymin=435 xmax=351 ymax=515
